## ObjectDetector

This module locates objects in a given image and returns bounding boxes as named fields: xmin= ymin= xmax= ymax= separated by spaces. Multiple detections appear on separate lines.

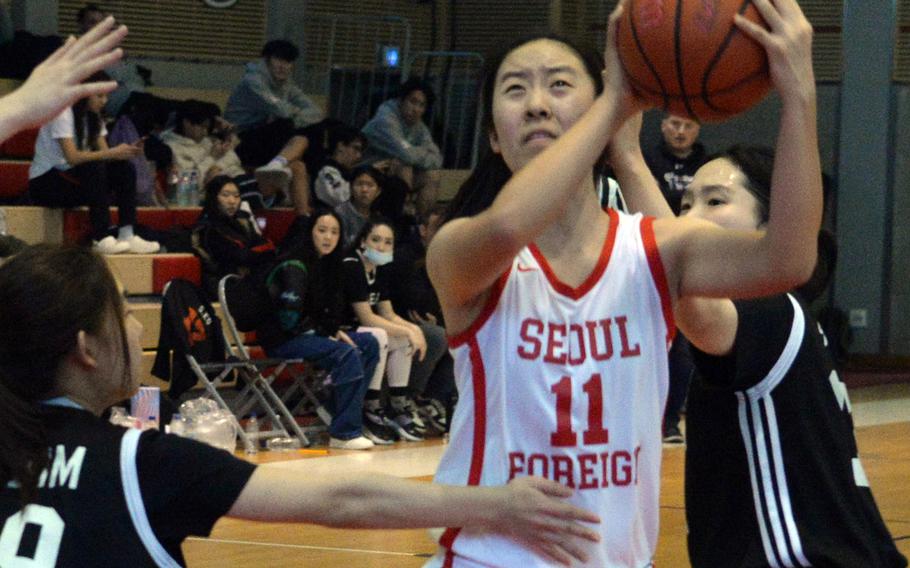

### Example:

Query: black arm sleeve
xmin=138 ymin=431 xmax=256 ymax=543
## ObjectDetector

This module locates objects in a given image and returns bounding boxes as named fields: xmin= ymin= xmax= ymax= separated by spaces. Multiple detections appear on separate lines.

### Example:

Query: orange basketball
xmin=617 ymin=0 xmax=772 ymax=122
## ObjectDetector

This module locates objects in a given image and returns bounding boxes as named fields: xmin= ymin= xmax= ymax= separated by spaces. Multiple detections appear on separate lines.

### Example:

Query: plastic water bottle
xmin=188 ymin=170 xmax=199 ymax=205
xmin=166 ymin=413 xmax=185 ymax=436
xmin=244 ymin=413 xmax=259 ymax=455
xmin=176 ymin=171 xmax=198 ymax=206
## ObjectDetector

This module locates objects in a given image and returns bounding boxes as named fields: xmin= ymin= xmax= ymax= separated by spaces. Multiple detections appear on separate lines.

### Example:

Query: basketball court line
xmin=261 ymin=443 xmax=446 ymax=478
xmin=185 ymin=536 xmax=430 ymax=557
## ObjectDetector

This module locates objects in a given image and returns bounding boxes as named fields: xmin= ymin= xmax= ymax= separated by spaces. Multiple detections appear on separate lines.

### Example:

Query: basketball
xmin=617 ymin=0 xmax=772 ymax=122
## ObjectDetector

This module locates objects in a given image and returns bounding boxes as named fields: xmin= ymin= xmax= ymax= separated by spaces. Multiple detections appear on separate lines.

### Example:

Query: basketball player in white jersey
xmin=426 ymin=0 xmax=820 ymax=566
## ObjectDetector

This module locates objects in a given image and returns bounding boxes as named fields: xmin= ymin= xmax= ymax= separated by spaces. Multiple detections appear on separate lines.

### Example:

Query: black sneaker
xmin=385 ymin=407 xmax=425 ymax=442
xmin=363 ymin=407 xmax=398 ymax=445
xmin=663 ymin=425 xmax=684 ymax=444
xmin=416 ymin=397 xmax=448 ymax=433
xmin=402 ymin=398 xmax=428 ymax=434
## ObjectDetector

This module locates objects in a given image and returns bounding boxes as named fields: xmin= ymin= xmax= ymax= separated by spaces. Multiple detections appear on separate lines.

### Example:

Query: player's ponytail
xmin=0 ymin=244 xmax=128 ymax=504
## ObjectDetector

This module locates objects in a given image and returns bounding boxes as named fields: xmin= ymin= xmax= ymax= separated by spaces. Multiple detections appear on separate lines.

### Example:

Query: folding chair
xmin=218 ymin=274 xmax=332 ymax=432
xmin=155 ymin=278 xmax=311 ymax=449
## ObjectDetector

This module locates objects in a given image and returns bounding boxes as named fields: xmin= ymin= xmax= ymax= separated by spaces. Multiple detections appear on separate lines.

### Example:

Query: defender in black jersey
xmin=686 ymin=294 xmax=906 ymax=567
xmin=0 ymin=245 xmax=600 ymax=567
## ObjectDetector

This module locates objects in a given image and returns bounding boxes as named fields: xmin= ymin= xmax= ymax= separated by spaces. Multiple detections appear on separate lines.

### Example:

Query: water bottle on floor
xmin=244 ymin=413 xmax=259 ymax=455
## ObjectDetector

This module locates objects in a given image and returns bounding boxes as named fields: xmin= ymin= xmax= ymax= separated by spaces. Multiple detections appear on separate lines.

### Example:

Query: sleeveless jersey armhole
xmin=640 ymin=216 xmax=676 ymax=346
xmin=447 ymin=267 xmax=512 ymax=348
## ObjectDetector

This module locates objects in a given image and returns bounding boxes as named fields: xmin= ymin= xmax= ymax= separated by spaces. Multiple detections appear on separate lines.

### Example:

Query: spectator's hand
xmin=408 ymin=309 xmax=437 ymax=326
xmin=494 ymin=476 xmax=600 ymax=566
xmin=408 ymin=327 xmax=427 ymax=362
xmin=334 ymin=330 xmax=356 ymax=347
xmin=0 ymin=17 xmax=126 ymax=140
xmin=204 ymin=165 xmax=223 ymax=185
xmin=109 ymin=143 xmax=142 ymax=161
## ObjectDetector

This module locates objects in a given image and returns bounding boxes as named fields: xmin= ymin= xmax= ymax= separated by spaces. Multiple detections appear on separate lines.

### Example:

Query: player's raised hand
xmin=734 ymin=0 xmax=814 ymax=102
xmin=496 ymin=476 xmax=600 ymax=566
xmin=0 ymin=16 xmax=126 ymax=141
xmin=603 ymin=0 xmax=651 ymax=119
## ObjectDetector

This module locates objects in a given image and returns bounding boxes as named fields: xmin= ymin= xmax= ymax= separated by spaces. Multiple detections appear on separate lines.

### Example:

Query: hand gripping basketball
xmin=616 ymin=0 xmax=774 ymax=122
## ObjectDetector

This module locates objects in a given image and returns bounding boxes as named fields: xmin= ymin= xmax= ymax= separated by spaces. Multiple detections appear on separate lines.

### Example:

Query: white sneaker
xmin=255 ymin=161 xmax=292 ymax=191
xmin=122 ymin=235 xmax=160 ymax=254
xmin=329 ymin=436 xmax=374 ymax=450
xmin=93 ymin=235 xmax=130 ymax=255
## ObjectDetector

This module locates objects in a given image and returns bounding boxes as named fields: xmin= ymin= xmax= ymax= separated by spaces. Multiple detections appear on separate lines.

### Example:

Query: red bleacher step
xmin=105 ymin=253 xmax=200 ymax=295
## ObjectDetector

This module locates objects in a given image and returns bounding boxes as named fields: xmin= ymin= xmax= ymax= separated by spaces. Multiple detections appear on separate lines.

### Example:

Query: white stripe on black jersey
xmin=737 ymin=295 xmax=811 ymax=567
xmin=120 ymin=428 xmax=181 ymax=567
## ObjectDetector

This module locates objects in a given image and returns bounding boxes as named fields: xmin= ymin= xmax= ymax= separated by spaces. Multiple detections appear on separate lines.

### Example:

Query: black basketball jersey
xmin=0 ymin=403 xmax=255 ymax=567
xmin=685 ymin=294 xmax=906 ymax=568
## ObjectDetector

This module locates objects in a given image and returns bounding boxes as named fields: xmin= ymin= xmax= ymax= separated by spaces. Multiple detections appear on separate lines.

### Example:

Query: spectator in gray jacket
xmin=361 ymin=78 xmax=441 ymax=217
xmin=225 ymin=40 xmax=324 ymax=216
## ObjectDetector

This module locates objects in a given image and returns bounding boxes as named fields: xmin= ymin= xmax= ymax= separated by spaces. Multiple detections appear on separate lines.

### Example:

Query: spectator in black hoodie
xmin=643 ymin=113 xmax=708 ymax=215
xmin=191 ymin=175 xmax=276 ymax=297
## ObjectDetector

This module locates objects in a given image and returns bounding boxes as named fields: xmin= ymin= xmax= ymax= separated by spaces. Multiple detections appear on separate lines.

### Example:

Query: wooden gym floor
xmin=182 ymin=384 xmax=910 ymax=567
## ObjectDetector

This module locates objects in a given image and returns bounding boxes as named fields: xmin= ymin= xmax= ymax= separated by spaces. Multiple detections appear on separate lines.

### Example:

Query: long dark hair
xmin=0 ymin=244 xmax=128 ymax=504
xmin=282 ymin=209 xmax=346 ymax=266
xmin=72 ymin=71 xmax=110 ymax=151
xmin=445 ymin=34 xmax=605 ymax=222
xmin=200 ymin=175 xmax=238 ymax=221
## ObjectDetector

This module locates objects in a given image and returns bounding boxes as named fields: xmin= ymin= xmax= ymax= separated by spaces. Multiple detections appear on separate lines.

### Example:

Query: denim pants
xmin=268 ymin=331 xmax=379 ymax=440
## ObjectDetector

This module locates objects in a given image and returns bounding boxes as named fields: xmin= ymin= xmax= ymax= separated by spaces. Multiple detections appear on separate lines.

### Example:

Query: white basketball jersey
xmin=427 ymin=210 xmax=674 ymax=568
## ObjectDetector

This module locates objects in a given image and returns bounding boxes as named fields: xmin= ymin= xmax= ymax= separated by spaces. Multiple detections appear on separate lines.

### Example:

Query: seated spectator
xmin=27 ymin=72 xmax=160 ymax=255
xmin=312 ymin=125 xmax=366 ymax=209
xmin=225 ymin=39 xmax=325 ymax=216
xmin=361 ymin=78 xmax=442 ymax=216
xmin=161 ymin=100 xmax=245 ymax=202
xmin=390 ymin=205 xmax=455 ymax=432
xmin=335 ymin=165 xmax=384 ymax=250
xmin=258 ymin=210 xmax=380 ymax=450
xmin=191 ymin=175 xmax=276 ymax=297
xmin=342 ymin=219 xmax=428 ymax=444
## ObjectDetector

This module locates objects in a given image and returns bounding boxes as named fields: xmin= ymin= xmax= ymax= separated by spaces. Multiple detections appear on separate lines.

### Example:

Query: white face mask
xmin=363 ymin=247 xmax=393 ymax=266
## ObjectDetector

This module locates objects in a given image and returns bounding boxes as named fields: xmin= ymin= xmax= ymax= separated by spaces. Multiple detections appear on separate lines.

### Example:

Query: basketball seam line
xmin=625 ymin=0 xmax=670 ymax=111
xmin=674 ymin=0 xmax=699 ymax=121
xmin=701 ymin=0 xmax=765 ymax=112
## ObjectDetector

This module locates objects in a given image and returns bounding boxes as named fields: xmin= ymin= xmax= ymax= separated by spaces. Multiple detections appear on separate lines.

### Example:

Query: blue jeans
xmin=268 ymin=331 xmax=379 ymax=440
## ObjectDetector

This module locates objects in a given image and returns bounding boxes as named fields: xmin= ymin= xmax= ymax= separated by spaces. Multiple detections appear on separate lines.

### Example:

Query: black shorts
xmin=235 ymin=119 xmax=298 ymax=168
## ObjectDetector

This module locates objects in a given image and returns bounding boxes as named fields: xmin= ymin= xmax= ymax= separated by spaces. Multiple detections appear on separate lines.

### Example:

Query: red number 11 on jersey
xmin=550 ymin=373 xmax=610 ymax=447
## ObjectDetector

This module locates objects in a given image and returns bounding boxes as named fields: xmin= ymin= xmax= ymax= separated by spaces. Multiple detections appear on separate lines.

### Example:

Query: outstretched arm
xmin=656 ymin=0 xmax=821 ymax=302
xmin=229 ymin=470 xmax=601 ymax=566
xmin=0 ymin=16 xmax=126 ymax=143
